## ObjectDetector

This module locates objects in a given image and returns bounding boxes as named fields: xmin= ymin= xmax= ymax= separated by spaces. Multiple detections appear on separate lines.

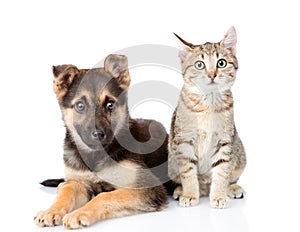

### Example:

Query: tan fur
xmin=180 ymin=86 xmax=208 ymax=112
xmin=66 ymin=160 xmax=139 ymax=190
xmin=71 ymin=90 xmax=93 ymax=105
xmin=52 ymin=65 xmax=79 ymax=101
xmin=34 ymin=181 xmax=90 ymax=227
xmin=169 ymin=27 xmax=246 ymax=208
xmin=35 ymin=54 xmax=168 ymax=229
xmin=63 ymin=188 xmax=149 ymax=229
xmin=61 ymin=108 xmax=94 ymax=153
xmin=35 ymin=160 xmax=144 ymax=228
xmin=97 ymin=90 xmax=118 ymax=106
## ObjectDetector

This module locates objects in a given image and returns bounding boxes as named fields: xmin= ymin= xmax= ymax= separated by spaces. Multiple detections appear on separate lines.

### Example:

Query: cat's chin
xmin=208 ymin=82 xmax=217 ymax=86
xmin=202 ymin=85 xmax=230 ymax=94
xmin=206 ymin=83 xmax=219 ymax=90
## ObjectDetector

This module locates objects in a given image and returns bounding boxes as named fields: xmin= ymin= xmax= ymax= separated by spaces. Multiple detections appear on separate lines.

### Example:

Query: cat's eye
xmin=217 ymin=59 xmax=227 ymax=68
xmin=74 ymin=101 xmax=85 ymax=113
xmin=194 ymin=61 xmax=205 ymax=70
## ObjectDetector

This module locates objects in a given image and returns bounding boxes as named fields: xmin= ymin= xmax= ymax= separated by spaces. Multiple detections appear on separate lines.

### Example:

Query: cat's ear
xmin=220 ymin=26 xmax=237 ymax=55
xmin=174 ymin=33 xmax=194 ymax=63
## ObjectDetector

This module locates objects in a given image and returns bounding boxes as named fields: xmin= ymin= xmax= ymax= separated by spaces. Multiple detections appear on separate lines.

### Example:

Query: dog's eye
xmin=105 ymin=101 xmax=115 ymax=112
xmin=74 ymin=101 xmax=85 ymax=113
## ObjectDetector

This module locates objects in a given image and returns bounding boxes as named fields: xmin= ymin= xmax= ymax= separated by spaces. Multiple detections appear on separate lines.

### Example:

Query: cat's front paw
xmin=179 ymin=195 xmax=199 ymax=207
xmin=63 ymin=209 xmax=93 ymax=229
xmin=34 ymin=209 xmax=65 ymax=227
xmin=210 ymin=196 xmax=229 ymax=209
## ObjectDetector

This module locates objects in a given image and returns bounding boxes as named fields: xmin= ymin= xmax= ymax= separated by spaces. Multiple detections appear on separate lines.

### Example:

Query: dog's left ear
xmin=52 ymin=64 xmax=80 ymax=100
xmin=104 ymin=54 xmax=130 ymax=89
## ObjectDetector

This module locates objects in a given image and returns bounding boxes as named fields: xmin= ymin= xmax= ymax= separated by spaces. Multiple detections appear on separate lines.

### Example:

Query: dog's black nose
xmin=92 ymin=130 xmax=105 ymax=140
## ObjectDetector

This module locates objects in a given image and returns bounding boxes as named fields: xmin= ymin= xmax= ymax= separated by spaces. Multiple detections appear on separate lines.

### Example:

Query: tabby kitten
xmin=168 ymin=27 xmax=246 ymax=208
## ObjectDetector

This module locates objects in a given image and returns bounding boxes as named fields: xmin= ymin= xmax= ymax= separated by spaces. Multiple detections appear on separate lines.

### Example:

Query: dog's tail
xmin=40 ymin=178 xmax=65 ymax=187
xmin=39 ymin=178 xmax=177 ymax=197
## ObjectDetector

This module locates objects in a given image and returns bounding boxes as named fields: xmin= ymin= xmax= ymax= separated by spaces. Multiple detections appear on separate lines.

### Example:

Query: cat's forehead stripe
xmin=195 ymin=42 xmax=220 ymax=57
xmin=198 ymin=54 xmax=204 ymax=59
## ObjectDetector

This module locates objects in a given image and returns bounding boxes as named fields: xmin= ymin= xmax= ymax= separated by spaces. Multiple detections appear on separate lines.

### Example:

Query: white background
xmin=1 ymin=0 xmax=300 ymax=231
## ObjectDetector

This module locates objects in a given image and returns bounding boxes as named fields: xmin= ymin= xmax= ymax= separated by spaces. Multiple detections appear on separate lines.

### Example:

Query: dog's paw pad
xmin=63 ymin=211 xmax=91 ymax=229
xmin=34 ymin=209 xmax=64 ymax=227
xmin=210 ymin=196 xmax=229 ymax=209
xmin=228 ymin=184 xmax=246 ymax=199
xmin=179 ymin=195 xmax=199 ymax=207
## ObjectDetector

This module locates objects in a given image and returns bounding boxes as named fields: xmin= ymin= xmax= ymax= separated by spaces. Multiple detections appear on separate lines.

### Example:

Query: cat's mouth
xmin=208 ymin=80 xmax=217 ymax=85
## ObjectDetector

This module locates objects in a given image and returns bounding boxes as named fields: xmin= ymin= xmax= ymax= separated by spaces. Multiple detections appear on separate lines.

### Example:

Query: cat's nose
xmin=208 ymin=72 xmax=217 ymax=80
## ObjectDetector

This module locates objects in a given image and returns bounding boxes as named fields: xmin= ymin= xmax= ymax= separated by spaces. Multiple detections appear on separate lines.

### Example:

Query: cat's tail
xmin=40 ymin=178 xmax=65 ymax=187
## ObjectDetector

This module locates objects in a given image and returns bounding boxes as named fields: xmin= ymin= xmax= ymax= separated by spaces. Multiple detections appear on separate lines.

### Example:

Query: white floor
xmin=34 ymin=188 xmax=248 ymax=232
xmin=5 ymin=175 xmax=298 ymax=232
xmin=1 ymin=1 xmax=300 ymax=231
xmin=33 ymin=188 xmax=247 ymax=232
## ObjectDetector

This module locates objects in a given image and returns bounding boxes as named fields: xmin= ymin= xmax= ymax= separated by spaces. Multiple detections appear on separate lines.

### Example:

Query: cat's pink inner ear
xmin=178 ymin=46 xmax=192 ymax=62
xmin=174 ymin=33 xmax=194 ymax=62
xmin=221 ymin=26 xmax=237 ymax=55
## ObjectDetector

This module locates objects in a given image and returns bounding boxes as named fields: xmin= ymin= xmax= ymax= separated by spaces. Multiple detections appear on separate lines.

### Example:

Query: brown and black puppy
xmin=34 ymin=54 xmax=171 ymax=229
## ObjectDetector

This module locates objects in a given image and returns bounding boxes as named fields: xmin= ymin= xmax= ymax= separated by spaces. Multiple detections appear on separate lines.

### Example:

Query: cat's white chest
xmin=195 ymin=110 xmax=225 ymax=174
xmin=176 ymin=90 xmax=233 ymax=174
xmin=197 ymin=110 xmax=224 ymax=133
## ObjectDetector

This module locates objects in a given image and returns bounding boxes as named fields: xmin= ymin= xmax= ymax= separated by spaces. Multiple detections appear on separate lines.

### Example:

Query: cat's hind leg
xmin=172 ymin=185 xmax=183 ymax=200
xmin=228 ymin=183 xmax=245 ymax=199
xmin=228 ymin=166 xmax=246 ymax=199
xmin=228 ymin=134 xmax=246 ymax=199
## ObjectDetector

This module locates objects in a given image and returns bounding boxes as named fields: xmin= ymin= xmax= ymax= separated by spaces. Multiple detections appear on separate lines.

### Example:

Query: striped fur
xmin=169 ymin=27 xmax=246 ymax=208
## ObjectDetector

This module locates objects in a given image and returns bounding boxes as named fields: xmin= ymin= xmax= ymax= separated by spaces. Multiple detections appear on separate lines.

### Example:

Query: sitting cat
xmin=168 ymin=27 xmax=246 ymax=208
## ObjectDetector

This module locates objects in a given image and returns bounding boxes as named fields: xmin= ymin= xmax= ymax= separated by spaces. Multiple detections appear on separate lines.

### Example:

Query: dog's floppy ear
xmin=104 ymin=54 xmax=130 ymax=89
xmin=52 ymin=64 xmax=79 ymax=100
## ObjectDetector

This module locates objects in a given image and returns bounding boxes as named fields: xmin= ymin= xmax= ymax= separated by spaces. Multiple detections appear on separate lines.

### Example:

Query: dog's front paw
xmin=63 ymin=209 xmax=93 ymax=229
xmin=210 ymin=195 xmax=229 ymax=209
xmin=179 ymin=195 xmax=199 ymax=207
xmin=34 ymin=209 xmax=65 ymax=227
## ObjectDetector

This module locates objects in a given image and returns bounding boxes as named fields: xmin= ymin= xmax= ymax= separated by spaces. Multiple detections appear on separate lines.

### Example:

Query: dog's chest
xmin=95 ymin=160 xmax=138 ymax=188
xmin=64 ymin=160 xmax=138 ymax=191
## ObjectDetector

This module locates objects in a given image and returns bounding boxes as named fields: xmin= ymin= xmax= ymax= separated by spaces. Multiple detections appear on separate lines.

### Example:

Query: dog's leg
xmin=63 ymin=187 xmax=167 ymax=229
xmin=34 ymin=180 xmax=91 ymax=227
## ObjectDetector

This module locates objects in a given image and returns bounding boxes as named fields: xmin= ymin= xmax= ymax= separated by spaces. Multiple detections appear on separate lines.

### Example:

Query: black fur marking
xmin=212 ymin=159 xmax=229 ymax=168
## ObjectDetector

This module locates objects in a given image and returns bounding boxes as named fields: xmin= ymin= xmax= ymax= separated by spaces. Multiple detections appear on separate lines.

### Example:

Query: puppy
xmin=34 ymin=54 xmax=171 ymax=229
